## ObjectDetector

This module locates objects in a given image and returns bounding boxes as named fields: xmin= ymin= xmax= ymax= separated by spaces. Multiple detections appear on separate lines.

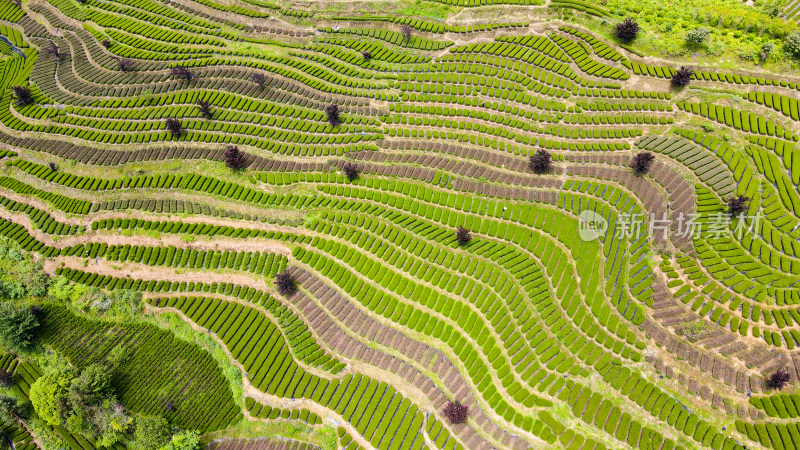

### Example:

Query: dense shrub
xmin=325 ymin=104 xmax=340 ymax=126
xmin=685 ymin=28 xmax=710 ymax=46
xmin=0 ymin=369 xmax=11 ymax=388
xmin=443 ymin=401 xmax=468 ymax=424
xmin=362 ymin=51 xmax=372 ymax=60
xmin=632 ymin=152 xmax=655 ymax=174
xmin=0 ymin=302 xmax=40 ymax=353
xmin=615 ymin=18 xmax=640 ymax=42
xmin=529 ymin=149 xmax=552 ymax=174
xmin=275 ymin=271 xmax=296 ymax=296
xmin=342 ymin=163 xmax=358 ymax=181
xmin=100 ymin=39 xmax=111 ymax=48
xmin=456 ymin=226 xmax=471 ymax=245
xmin=11 ymin=86 xmax=32 ymax=107
xmin=671 ymin=66 xmax=694 ymax=87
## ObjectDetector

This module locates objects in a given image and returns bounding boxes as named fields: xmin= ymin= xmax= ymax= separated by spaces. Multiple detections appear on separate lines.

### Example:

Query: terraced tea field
xmin=0 ymin=0 xmax=800 ymax=448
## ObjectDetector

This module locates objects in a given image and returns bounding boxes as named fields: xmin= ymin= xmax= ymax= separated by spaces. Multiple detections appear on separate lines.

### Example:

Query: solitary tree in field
xmin=100 ymin=39 xmax=111 ymax=49
xmin=48 ymin=162 xmax=57 ymax=171
xmin=456 ymin=226 xmax=471 ymax=246
xmin=11 ymin=86 xmax=33 ymax=107
xmin=726 ymin=195 xmax=750 ymax=217
xmin=342 ymin=162 xmax=358 ymax=181
xmin=164 ymin=117 xmax=182 ymax=137
xmin=224 ymin=145 xmax=246 ymax=170
xmin=442 ymin=401 xmax=468 ymax=424
xmin=529 ymin=149 xmax=552 ymax=174
xmin=196 ymin=99 xmax=212 ymax=119
xmin=615 ymin=18 xmax=640 ymax=42
xmin=400 ymin=24 xmax=412 ymax=42
xmin=171 ymin=65 xmax=193 ymax=81
xmin=325 ymin=104 xmax=340 ymax=126
xmin=275 ymin=271 xmax=296 ymax=296
xmin=361 ymin=51 xmax=372 ymax=60
xmin=0 ymin=369 xmax=11 ymax=388
xmin=164 ymin=400 xmax=174 ymax=412
xmin=632 ymin=152 xmax=655 ymax=175
xmin=117 ymin=58 xmax=132 ymax=71
xmin=766 ymin=368 xmax=791 ymax=390
xmin=250 ymin=72 xmax=267 ymax=89
xmin=671 ymin=66 xmax=694 ymax=87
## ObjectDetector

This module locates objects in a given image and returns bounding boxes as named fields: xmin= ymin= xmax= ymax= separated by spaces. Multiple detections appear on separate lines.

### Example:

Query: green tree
xmin=159 ymin=430 xmax=200 ymax=450
xmin=785 ymin=31 xmax=800 ymax=58
xmin=132 ymin=416 xmax=171 ymax=449
xmin=0 ymin=395 xmax=25 ymax=423
xmin=0 ymin=302 xmax=40 ymax=353
xmin=68 ymin=363 xmax=111 ymax=407
xmin=29 ymin=368 xmax=74 ymax=425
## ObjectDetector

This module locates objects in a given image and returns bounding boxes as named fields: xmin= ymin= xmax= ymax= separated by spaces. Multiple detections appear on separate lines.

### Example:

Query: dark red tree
xmin=164 ymin=117 xmax=182 ymax=137
xmin=275 ymin=271 xmax=296 ymax=296
xmin=117 ymin=58 xmax=132 ymax=71
xmin=361 ymin=51 xmax=372 ymax=60
xmin=456 ymin=226 xmax=471 ymax=246
xmin=171 ymin=65 xmax=193 ymax=81
xmin=443 ymin=401 xmax=468 ymax=424
xmin=671 ymin=66 xmax=694 ymax=87
xmin=196 ymin=99 xmax=212 ymax=119
xmin=342 ymin=163 xmax=358 ymax=181
xmin=250 ymin=72 xmax=267 ymax=88
xmin=100 ymin=39 xmax=111 ymax=49
xmin=400 ymin=24 xmax=412 ymax=41
xmin=766 ymin=368 xmax=791 ymax=390
xmin=11 ymin=86 xmax=32 ymax=107
xmin=632 ymin=152 xmax=655 ymax=174
xmin=615 ymin=18 xmax=640 ymax=42
xmin=529 ymin=149 xmax=552 ymax=174
xmin=45 ymin=41 xmax=63 ymax=62
xmin=325 ymin=104 xmax=340 ymax=126
xmin=224 ymin=145 xmax=246 ymax=170
xmin=726 ymin=195 xmax=750 ymax=216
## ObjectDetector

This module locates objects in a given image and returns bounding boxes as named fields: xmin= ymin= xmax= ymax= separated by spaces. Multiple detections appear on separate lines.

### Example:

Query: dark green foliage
xmin=131 ymin=415 xmax=172 ymax=449
xmin=0 ymin=303 xmax=39 ymax=353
